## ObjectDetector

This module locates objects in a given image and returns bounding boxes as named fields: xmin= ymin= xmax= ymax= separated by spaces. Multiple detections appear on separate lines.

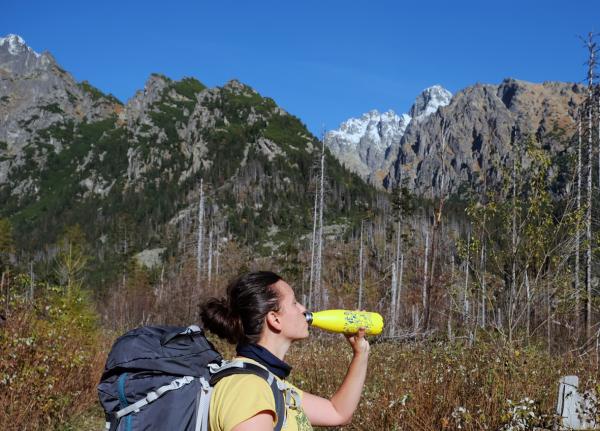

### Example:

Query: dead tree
xmin=309 ymin=139 xmax=326 ymax=309
xmin=423 ymin=118 xmax=452 ymax=330
xmin=196 ymin=179 xmax=205 ymax=285
xmin=575 ymin=109 xmax=582 ymax=333
xmin=584 ymin=32 xmax=597 ymax=340
xmin=358 ymin=220 xmax=364 ymax=309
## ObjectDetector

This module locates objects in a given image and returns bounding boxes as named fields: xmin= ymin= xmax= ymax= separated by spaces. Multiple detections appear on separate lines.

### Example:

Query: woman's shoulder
xmin=212 ymin=360 xmax=273 ymax=399
xmin=209 ymin=364 xmax=278 ymax=431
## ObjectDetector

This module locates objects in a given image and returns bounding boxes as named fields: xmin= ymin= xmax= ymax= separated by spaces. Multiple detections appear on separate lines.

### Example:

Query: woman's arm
xmin=302 ymin=328 xmax=370 ymax=426
xmin=231 ymin=411 xmax=274 ymax=431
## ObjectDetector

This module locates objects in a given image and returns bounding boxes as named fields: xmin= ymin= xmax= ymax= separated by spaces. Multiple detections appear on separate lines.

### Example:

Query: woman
xmin=200 ymin=271 xmax=370 ymax=431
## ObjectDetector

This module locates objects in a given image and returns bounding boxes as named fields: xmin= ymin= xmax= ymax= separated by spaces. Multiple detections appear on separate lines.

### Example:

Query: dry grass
xmin=4 ymin=296 xmax=597 ymax=431
xmin=282 ymin=335 xmax=598 ymax=430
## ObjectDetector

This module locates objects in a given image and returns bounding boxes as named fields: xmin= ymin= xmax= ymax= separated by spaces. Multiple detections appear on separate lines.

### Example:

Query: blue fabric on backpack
xmin=117 ymin=374 xmax=131 ymax=431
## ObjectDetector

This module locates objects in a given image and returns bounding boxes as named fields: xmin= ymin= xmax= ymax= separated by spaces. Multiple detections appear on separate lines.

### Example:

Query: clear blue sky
xmin=2 ymin=0 xmax=599 ymax=135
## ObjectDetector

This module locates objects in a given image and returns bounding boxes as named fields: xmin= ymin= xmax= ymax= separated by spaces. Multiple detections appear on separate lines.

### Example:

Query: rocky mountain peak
xmin=325 ymin=86 xmax=450 ymax=184
xmin=325 ymin=108 xmax=411 ymax=183
xmin=388 ymin=79 xmax=585 ymax=196
xmin=0 ymin=34 xmax=55 ymax=77
xmin=409 ymin=85 xmax=452 ymax=121
xmin=123 ymin=74 xmax=171 ymax=123
xmin=223 ymin=79 xmax=256 ymax=96
xmin=0 ymin=34 xmax=38 ymax=57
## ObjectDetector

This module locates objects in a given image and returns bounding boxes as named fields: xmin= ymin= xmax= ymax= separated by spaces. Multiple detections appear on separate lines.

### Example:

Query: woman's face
xmin=272 ymin=280 xmax=309 ymax=341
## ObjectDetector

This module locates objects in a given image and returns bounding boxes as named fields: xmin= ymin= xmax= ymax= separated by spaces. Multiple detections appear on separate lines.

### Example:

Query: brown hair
xmin=200 ymin=271 xmax=282 ymax=344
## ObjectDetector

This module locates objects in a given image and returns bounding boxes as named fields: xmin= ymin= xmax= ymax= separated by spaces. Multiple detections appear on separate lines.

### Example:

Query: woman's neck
xmin=257 ymin=337 xmax=291 ymax=361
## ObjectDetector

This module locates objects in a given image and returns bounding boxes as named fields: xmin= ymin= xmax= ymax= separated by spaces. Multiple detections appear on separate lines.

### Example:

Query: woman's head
xmin=200 ymin=271 xmax=289 ymax=344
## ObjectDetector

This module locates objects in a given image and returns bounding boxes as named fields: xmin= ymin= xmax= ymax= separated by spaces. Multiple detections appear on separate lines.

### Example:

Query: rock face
xmin=325 ymin=110 xmax=411 ymax=183
xmin=409 ymin=85 xmax=453 ymax=121
xmin=387 ymin=79 xmax=584 ymax=196
xmin=0 ymin=34 xmax=376 ymax=263
xmin=0 ymin=34 xmax=119 ymax=185
xmin=327 ymin=77 xmax=583 ymax=195
xmin=325 ymin=85 xmax=451 ymax=185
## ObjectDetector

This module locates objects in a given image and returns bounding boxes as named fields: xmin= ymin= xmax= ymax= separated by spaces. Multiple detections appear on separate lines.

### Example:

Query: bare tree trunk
xmin=158 ymin=265 xmax=165 ymax=303
xmin=316 ymin=141 xmax=326 ymax=308
xmin=525 ymin=269 xmax=531 ymax=339
xmin=547 ymin=281 xmax=552 ymax=353
xmin=585 ymin=34 xmax=595 ymax=340
xmin=422 ymin=230 xmax=429 ymax=331
xmin=215 ymin=241 xmax=220 ymax=278
xmin=576 ymin=112 xmax=582 ymax=335
xmin=1 ymin=271 xmax=7 ymax=319
xmin=391 ymin=215 xmax=402 ymax=334
xmin=358 ymin=220 xmax=364 ymax=309
xmin=390 ymin=262 xmax=397 ymax=336
xmin=196 ymin=179 xmax=205 ymax=285
xmin=480 ymin=242 xmax=486 ymax=329
xmin=509 ymin=157 xmax=517 ymax=343
xmin=207 ymin=227 xmax=213 ymax=287
xmin=29 ymin=262 xmax=34 ymax=303
xmin=464 ymin=232 xmax=471 ymax=325
xmin=308 ymin=172 xmax=318 ymax=310
xmin=398 ymin=254 xmax=404 ymax=328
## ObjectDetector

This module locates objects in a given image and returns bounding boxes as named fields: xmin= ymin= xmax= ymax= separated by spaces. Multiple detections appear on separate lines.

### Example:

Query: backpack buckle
xmin=146 ymin=391 xmax=159 ymax=403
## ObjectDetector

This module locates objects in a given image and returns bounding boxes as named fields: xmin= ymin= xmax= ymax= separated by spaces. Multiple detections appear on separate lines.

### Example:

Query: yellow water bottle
xmin=304 ymin=310 xmax=384 ymax=335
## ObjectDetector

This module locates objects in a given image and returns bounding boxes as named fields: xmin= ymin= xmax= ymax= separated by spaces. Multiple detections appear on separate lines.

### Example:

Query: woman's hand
xmin=345 ymin=327 xmax=370 ymax=357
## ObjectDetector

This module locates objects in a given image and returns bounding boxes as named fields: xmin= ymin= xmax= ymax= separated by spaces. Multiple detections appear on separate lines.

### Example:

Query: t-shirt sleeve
xmin=212 ymin=374 xmax=277 ymax=431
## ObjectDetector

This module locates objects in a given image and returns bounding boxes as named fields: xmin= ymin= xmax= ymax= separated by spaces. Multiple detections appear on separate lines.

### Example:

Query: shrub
xmin=0 ymin=276 xmax=108 ymax=430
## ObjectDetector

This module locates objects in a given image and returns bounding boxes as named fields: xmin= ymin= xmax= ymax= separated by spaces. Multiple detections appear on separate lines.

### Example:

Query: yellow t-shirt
xmin=209 ymin=359 xmax=313 ymax=431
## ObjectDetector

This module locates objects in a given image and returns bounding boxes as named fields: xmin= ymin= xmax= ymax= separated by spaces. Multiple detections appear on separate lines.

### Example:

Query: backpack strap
xmin=210 ymin=362 xmax=286 ymax=431
xmin=114 ymin=375 xmax=196 ymax=420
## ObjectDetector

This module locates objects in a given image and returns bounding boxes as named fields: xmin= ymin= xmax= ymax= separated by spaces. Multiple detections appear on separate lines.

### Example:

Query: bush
xmin=281 ymin=337 xmax=595 ymax=430
xmin=0 ymin=277 xmax=108 ymax=430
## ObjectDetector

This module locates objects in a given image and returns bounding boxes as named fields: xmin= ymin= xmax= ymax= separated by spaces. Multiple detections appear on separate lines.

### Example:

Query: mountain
xmin=326 ymin=77 xmax=583 ymax=196
xmin=409 ymin=85 xmax=453 ymax=121
xmin=0 ymin=35 xmax=379 ymax=285
xmin=387 ymin=79 xmax=584 ymax=196
xmin=324 ymin=85 xmax=451 ymax=185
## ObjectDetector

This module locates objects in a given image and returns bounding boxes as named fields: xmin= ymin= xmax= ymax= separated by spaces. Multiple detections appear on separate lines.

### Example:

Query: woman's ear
xmin=265 ymin=310 xmax=282 ymax=332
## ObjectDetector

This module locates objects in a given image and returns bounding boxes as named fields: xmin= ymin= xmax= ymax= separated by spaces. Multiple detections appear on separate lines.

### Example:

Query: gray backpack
xmin=98 ymin=325 xmax=290 ymax=431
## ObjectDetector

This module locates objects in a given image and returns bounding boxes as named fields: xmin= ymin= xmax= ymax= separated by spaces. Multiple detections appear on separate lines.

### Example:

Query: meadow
xmin=2 ymin=286 xmax=598 ymax=430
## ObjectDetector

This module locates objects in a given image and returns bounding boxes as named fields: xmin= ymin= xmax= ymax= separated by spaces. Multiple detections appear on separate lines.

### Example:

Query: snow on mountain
xmin=0 ymin=33 xmax=54 ymax=77
xmin=325 ymin=86 xmax=452 ymax=184
xmin=409 ymin=85 xmax=452 ymax=121
xmin=0 ymin=34 xmax=40 ymax=58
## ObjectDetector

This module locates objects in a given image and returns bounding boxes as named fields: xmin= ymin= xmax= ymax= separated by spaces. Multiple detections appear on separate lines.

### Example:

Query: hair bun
xmin=200 ymin=297 xmax=243 ymax=343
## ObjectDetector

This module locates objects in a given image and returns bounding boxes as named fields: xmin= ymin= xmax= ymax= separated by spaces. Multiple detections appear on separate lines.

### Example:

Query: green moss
xmin=78 ymin=81 xmax=104 ymax=101
xmin=19 ymin=114 xmax=40 ymax=128
xmin=150 ymin=73 xmax=172 ymax=82
xmin=67 ymin=90 xmax=78 ymax=104
xmin=40 ymin=103 xmax=64 ymax=114
xmin=171 ymin=77 xmax=206 ymax=100
xmin=78 ymin=81 xmax=122 ymax=105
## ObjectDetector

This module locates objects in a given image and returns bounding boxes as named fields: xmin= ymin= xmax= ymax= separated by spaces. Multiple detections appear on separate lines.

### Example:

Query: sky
xmin=2 ymin=0 xmax=599 ymax=135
